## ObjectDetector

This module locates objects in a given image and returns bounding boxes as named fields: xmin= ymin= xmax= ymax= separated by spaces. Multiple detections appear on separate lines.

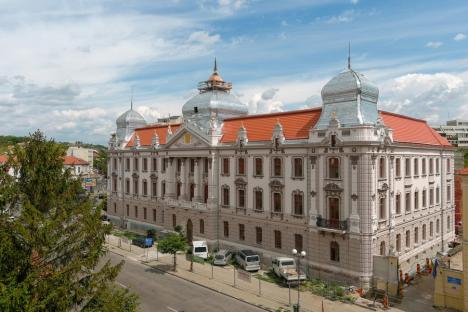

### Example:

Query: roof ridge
xmin=135 ymin=123 xmax=182 ymax=131
xmin=379 ymin=110 xmax=427 ymax=123
xmin=224 ymin=107 xmax=322 ymax=121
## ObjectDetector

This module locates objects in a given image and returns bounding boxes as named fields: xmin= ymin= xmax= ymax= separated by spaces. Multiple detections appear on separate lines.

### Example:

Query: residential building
xmin=107 ymin=60 xmax=455 ymax=289
xmin=435 ymin=120 xmax=468 ymax=148
xmin=67 ymin=146 xmax=97 ymax=168
xmin=64 ymin=155 xmax=90 ymax=176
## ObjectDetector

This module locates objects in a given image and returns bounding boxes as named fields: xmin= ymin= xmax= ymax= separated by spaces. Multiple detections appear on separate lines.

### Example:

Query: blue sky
xmin=0 ymin=0 xmax=467 ymax=143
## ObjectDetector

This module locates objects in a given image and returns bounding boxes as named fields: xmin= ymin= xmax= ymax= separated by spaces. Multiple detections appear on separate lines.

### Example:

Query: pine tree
xmin=0 ymin=131 xmax=138 ymax=312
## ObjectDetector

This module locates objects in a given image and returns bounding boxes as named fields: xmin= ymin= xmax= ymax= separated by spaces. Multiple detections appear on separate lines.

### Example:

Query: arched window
xmin=330 ymin=241 xmax=340 ymax=262
xmin=380 ymin=241 xmax=386 ymax=256
xmin=328 ymin=157 xmax=340 ymax=179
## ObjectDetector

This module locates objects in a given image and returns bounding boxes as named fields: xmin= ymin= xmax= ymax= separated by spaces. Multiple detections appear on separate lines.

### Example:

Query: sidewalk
xmin=105 ymin=235 xmax=401 ymax=312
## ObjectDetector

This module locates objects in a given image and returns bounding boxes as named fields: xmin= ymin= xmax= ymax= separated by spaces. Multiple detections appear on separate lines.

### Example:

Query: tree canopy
xmin=157 ymin=233 xmax=187 ymax=271
xmin=0 ymin=131 xmax=137 ymax=312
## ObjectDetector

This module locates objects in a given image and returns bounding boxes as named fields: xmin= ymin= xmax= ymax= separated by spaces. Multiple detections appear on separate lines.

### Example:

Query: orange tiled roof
xmin=126 ymin=124 xmax=181 ymax=147
xmin=221 ymin=108 xmax=322 ymax=143
xmin=456 ymin=168 xmax=468 ymax=175
xmin=126 ymin=108 xmax=451 ymax=148
xmin=63 ymin=155 xmax=88 ymax=166
xmin=379 ymin=111 xmax=451 ymax=147
xmin=0 ymin=155 xmax=8 ymax=164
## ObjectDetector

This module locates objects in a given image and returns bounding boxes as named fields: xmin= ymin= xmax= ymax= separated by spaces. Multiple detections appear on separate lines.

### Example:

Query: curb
xmin=108 ymin=248 xmax=275 ymax=312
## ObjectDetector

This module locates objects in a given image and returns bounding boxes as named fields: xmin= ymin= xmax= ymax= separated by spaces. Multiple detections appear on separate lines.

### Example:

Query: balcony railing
xmin=316 ymin=216 xmax=348 ymax=231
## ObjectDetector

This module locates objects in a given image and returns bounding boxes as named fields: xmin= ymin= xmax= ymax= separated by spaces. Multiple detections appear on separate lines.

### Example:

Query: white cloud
xmin=327 ymin=10 xmax=355 ymax=24
xmin=454 ymin=33 xmax=466 ymax=41
xmin=248 ymin=88 xmax=284 ymax=114
xmin=135 ymin=105 xmax=162 ymax=123
xmin=426 ymin=41 xmax=443 ymax=48
xmin=379 ymin=72 xmax=468 ymax=124
xmin=350 ymin=0 xmax=359 ymax=4
xmin=188 ymin=31 xmax=221 ymax=45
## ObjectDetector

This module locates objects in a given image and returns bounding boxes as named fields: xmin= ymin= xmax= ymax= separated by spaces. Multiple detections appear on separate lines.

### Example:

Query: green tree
xmin=157 ymin=233 xmax=187 ymax=271
xmin=94 ymin=149 xmax=108 ymax=175
xmin=0 ymin=131 xmax=137 ymax=312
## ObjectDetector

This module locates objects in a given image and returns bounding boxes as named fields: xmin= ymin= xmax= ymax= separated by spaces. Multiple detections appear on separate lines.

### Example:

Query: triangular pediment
xmin=164 ymin=126 xmax=210 ymax=149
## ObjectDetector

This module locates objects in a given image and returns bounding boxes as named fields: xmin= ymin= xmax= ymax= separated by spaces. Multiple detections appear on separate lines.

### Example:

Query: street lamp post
xmin=292 ymin=248 xmax=306 ymax=312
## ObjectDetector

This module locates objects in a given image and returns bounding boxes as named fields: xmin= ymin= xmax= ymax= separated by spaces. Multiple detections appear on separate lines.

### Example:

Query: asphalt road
xmin=104 ymin=252 xmax=265 ymax=312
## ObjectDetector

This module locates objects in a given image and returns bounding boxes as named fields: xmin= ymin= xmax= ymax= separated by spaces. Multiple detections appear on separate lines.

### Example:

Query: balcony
xmin=165 ymin=198 xmax=207 ymax=210
xmin=316 ymin=216 xmax=348 ymax=233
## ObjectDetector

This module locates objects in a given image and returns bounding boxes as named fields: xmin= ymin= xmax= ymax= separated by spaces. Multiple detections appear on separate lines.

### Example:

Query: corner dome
xmin=321 ymin=69 xmax=379 ymax=104
xmin=116 ymin=108 xmax=147 ymax=143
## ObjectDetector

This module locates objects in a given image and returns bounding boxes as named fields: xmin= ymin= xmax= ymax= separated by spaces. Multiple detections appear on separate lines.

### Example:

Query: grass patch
xmin=112 ymin=230 xmax=140 ymax=241
xmin=254 ymin=270 xmax=284 ymax=285
xmin=303 ymin=279 xmax=356 ymax=303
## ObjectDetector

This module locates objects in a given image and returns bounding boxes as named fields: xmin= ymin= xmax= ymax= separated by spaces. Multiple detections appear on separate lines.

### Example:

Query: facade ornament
xmin=310 ymin=190 xmax=317 ymax=197
xmin=152 ymin=130 xmax=160 ymax=148
xmin=269 ymin=179 xmax=284 ymax=191
xmin=108 ymin=133 xmax=116 ymax=150
xmin=328 ymin=111 xmax=341 ymax=129
xmin=272 ymin=118 xmax=285 ymax=149
xmin=134 ymin=135 xmax=141 ymax=149
xmin=324 ymin=183 xmax=343 ymax=196
xmin=234 ymin=177 xmax=247 ymax=188
xmin=351 ymin=194 xmax=358 ymax=201
xmin=237 ymin=122 xmax=248 ymax=148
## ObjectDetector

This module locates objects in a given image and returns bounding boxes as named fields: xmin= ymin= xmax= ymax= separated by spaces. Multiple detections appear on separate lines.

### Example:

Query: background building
xmin=63 ymin=155 xmax=90 ymax=176
xmin=67 ymin=146 xmax=97 ymax=168
xmin=107 ymin=61 xmax=455 ymax=289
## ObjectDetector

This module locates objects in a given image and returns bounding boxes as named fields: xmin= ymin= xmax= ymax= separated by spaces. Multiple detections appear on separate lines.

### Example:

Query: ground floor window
xmin=256 ymin=227 xmax=262 ymax=244
xmin=274 ymin=230 xmax=282 ymax=249
xmin=239 ymin=224 xmax=245 ymax=241
xmin=200 ymin=219 xmax=205 ymax=234
xmin=294 ymin=234 xmax=303 ymax=251
xmin=224 ymin=221 xmax=229 ymax=237
xmin=330 ymin=241 xmax=340 ymax=262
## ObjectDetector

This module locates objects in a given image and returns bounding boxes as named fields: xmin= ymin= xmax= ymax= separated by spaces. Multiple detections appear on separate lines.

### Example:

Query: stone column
xmin=166 ymin=157 xmax=176 ymax=198
xmin=193 ymin=158 xmax=201 ymax=202
xmin=180 ymin=158 xmax=187 ymax=200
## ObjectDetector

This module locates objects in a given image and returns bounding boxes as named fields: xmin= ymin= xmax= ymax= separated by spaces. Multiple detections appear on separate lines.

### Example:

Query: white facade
xmin=67 ymin=146 xmax=96 ymax=168
xmin=107 ymin=63 xmax=455 ymax=288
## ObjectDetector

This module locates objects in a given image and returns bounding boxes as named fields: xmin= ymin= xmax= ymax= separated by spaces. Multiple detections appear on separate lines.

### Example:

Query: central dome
xmin=116 ymin=108 xmax=147 ymax=143
xmin=182 ymin=59 xmax=248 ymax=125
xmin=321 ymin=69 xmax=379 ymax=104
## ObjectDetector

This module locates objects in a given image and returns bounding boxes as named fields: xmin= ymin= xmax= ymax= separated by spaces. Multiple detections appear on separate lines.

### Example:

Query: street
xmin=103 ymin=252 xmax=266 ymax=312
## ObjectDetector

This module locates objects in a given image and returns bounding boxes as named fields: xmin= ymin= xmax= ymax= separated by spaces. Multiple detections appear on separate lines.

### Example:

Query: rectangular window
xmin=255 ymin=227 xmax=262 ymax=244
xmin=447 ymin=158 xmax=451 ymax=174
xmin=177 ymin=159 xmax=182 ymax=174
xmin=113 ymin=158 xmax=117 ymax=171
xmin=143 ymin=207 xmax=147 ymax=220
xmin=126 ymin=204 xmax=129 ymax=216
xmin=447 ymin=185 xmax=451 ymax=202
xmin=422 ymin=158 xmax=426 ymax=175
xmin=239 ymin=224 xmax=245 ymax=241
xmin=414 ymin=191 xmax=419 ymax=210
xmin=162 ymin=182 xmax=166 ymax=197
xmin=126 ymin=158 xmax=130 ymax=171
xmin=396 ymin=194 xmax=401 ymax=214
xmin=143 ymin=158 xmax=148 ymax=172
xmin=133 ymin=179 xmax=139 ymax=195
xmin=414 ymin=227 xmax=419 ymax=244
xmin=255 ymin=190 xmax=263 ymax=211
xmin=113 ymin=203 xmax=117 ymax=213
xmin=274 ymin=230 xmax=282 ymax=249
xmin=414 ymin=158 xmax=419 ymax=176
xmin=436 ymin=187 xmax=440 ymax=204
xmin=436 ymin=159 xmax=440 ymax=174
xmin=134 ymin=206 xmax=138 ymax=218
xmin=204 ymin=158 xmax=209 ymax=175
xmin=405 ymin=158 xmax=411 ymax=177
xmin=430 ymin=188 xmax=434 ymax=205
xmin=293 ymin=193 xmax=303 ymax=216
xmin=152 ymin=158 xmax=157 ymax=172
xmin=134 ymin=158 xmax=139 ymax=172
xmin=125 ymin=179 xmax=130 ymax=194
xmin=406 ymin=230 xmax=410 ymax=248
xmin=273 ymin=192 xmax=282 ymax=212
xmin=422 ymin=189 xmax=427 ymax=208
xmin=379 ymin=157 xmax=385 ymax=179
xmin=237 ymin=158 xmax=245 ymax=175
xmin=222 ymin=158 xmax=230 ymax=175
xmin=294 ymin=234 xmax=303 ymax=251
xmin=143 ymin=180 xmax=148 ymax=196
xmin=152 ymin=182 xmax=157 ymax=197
xmin=379 ymin=197 xmax=386 ymax=220
xmin=238 ymin=189 xmax=245 ymax=208
xmin=254 ymin=157 xmax=263 ymax=176
xmin=223 ymin=221 xmax=229 ymax=237
xmin=396 ymin=234 xmax=401 ymax=252
xmin=152 ymin=209 xmax=156 ymax=222
xmin=429 ymin=158 xmax=434 ymax=175
xmin=405 ymin=192 xmax=411 ymax=212
xmin=293 ymin=158 xmax=303 ymax=178
xmin=161 ymin=158 xmax=166 ymax=173
xmin=190 ymin=159 xmax=195 ymax=174
xmin=328 ymin=158 xmax=340 ymax=179
xmin=273 ymin=158 xmax=282 ymax=177
xmin=223 ymin=187 xmax=230 ymax=206
xmin=395 ymin=158 xmax=401 ymax=177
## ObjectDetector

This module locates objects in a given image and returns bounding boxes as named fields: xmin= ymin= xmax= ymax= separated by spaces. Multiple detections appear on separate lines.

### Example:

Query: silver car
xmin=213 ymin=249 xmax=233 ymax=266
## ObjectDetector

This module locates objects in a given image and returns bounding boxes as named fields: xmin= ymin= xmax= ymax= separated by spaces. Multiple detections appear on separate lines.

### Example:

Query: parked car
xmin=100 ymin=215 xmax=109 ymax=221
xmin=132 ymin=236 xmax=153 ymax=248
xmin=213 ymin=249 xmax=233 ymax=266
xmin=192 ymin=240 xmax=208 ymax=259
xmin=272 ymin=257 xmax=306 ymax=283
xmin=235 ymin=249 xmax=261 ymax=272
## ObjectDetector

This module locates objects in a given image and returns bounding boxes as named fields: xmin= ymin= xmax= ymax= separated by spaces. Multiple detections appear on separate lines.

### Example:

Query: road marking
xmin=116 ymin=282 xmax=128 ymax=289
xmin=166 ymin=306 xmax=183 ymax=312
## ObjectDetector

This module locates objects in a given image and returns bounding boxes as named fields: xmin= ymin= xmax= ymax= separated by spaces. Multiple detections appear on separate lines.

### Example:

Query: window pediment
xmin=269 ymin=179 xmax=284 ymax=191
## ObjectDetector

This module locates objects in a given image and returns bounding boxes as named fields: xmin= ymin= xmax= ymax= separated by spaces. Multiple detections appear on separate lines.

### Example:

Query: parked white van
xmin=192 ymin=241 xmax=208 ymax=259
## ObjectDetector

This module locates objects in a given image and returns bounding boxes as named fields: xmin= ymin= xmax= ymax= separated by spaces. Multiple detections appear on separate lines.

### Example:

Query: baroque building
xmin=107 ymin=60 xmax=455 ymax=288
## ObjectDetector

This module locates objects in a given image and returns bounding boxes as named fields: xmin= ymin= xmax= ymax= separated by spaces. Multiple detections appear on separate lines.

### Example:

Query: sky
xmin=0 ymin=0 xmax=467 ymax=144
